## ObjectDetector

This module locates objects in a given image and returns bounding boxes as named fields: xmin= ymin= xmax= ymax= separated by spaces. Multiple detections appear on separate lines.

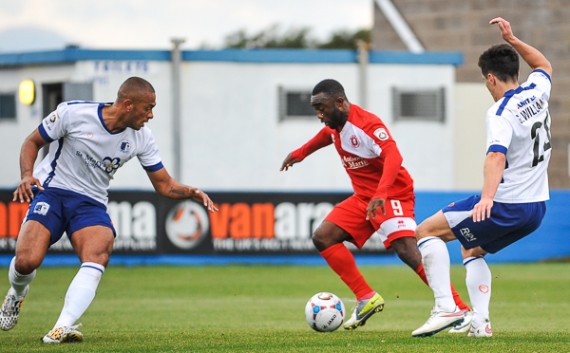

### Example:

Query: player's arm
xmin=490 ymin=17 xmax=552 ymax=76
xmin=13 ymin=129 xmax=48 ymax=203
xmin=280 ymin=128 xmax=332 ymax=171
xmin=472 ymin=151 xmax=506 ymax=222
xmin=366 ymin=142 xmax=403 ymax=220
xmin=146 ymin=168 xmax=218 ymax=212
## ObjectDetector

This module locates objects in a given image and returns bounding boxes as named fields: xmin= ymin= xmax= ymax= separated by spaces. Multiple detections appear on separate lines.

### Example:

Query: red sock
xmin=320 ymin=243 xmax=374 ymax=300
xmin=415 ymin=263 xmax=471 ymax=312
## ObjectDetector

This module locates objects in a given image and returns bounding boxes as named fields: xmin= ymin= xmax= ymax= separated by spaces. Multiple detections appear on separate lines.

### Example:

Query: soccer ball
xmin=305 ymin=292 xmax=345 ymax=332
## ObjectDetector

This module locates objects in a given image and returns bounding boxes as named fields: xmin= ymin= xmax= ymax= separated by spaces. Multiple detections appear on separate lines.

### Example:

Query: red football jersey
xmin=293 ymin=104 xmax=414 ymax=201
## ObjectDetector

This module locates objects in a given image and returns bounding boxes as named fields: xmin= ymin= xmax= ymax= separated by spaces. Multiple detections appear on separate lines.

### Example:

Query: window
xmin=0 ymin=93 xmax=16 ymax=120
xmin=278 ymin=86 xmax=315 ymax=121
xmin=392 ymin=87 xmax=445 ymax=123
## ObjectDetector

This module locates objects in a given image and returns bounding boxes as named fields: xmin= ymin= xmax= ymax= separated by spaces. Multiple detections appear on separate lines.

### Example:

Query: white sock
xmin=464 ymin=256 xmax=491 ymax=325
xmin=53 ymin=262 xmax=105 ymax=328
xmin=418 ymin=236 xmax=455 ymax=312
xmin=8 ymin=256 xmax=36 ymax=297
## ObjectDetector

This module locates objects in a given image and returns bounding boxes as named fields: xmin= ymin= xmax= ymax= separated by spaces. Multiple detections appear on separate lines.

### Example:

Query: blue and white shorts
xmin=25 ymin=187 xmax=116 ymax=245
xmin=442 ymin=195 xmax=546 ymax=253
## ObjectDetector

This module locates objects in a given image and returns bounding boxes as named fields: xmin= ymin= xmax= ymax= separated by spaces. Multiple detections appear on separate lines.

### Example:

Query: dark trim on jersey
xmin=97 ymin=103 xmax=126 ymax=134
xmin=143 ymin=162 xmax=164 ymax=172
xmin=43 ymin=137 xmax=65 ymax=187
xmin=66 ymin=101 xmax=100 ymax=105
xmin=487 ymin=144 xmax=507 ymax=154
xmin=38 ymin=123 xmax=54 ymax=143
xmin=533 ymin=69 xmax=551 ymax=82
xmin=496 ymin=83 xmax=537 ymax=116
xmin=487 ymin=144 xmax=508 ymax=183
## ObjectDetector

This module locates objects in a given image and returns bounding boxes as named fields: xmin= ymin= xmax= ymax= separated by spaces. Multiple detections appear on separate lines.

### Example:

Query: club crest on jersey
xmin=120 ymin=140 xmax=132 ymax=153
xmin=350 ymin=135 xmax=360 ymax=148
xmin=374 ymin=128 xmax=389 ymax=141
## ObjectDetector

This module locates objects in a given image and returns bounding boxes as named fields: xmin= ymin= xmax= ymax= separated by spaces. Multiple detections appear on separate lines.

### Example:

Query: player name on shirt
xmin=516 ymin=95 xmax=545 ymax=123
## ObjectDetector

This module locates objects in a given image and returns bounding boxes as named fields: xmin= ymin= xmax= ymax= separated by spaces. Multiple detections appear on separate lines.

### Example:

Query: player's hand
xmin=190 ymin=188 xmax=218 ymax=212
xmin=12 ymin=175 xmax=44 ymax=203
xmin=366 ymin=198 xmax=386 ymax=221
xmin=472 ymin=197 xmax=493 ymax=222
xmin=489 ymin=17 xmax=515 ymax=43
xmin=280 ymin=153 xmax=302 ymax=171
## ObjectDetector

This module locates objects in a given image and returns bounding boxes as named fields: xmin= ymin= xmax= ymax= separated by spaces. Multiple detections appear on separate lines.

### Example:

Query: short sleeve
xmin=38 ymin=102 xmax=70 ymax=142
xmin=137 ymin=127 xmax=164 ymax=172
xmin=486 ymin=108 xmax=512 ymax=154
xmin=527 ymin=70 xmax=551 ymax=101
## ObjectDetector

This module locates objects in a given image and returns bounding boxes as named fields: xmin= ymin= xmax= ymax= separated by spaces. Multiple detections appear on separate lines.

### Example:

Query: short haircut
xmin=312 ymin=79 xmax=348 ymax=99
xmin=478 ymin=44 xmax=519 ymax=82
xmin=117 ymin=77 xmax=155 ymax=101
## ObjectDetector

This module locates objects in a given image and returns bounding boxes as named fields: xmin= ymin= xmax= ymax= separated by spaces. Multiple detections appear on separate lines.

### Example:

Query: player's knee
xmin=14 ymin=256 xmax=41 ymax=275
xmin=80 ymin=250 xmax=111 ymax=267
xmin=312 ymin=231 xmax=328 ymax=252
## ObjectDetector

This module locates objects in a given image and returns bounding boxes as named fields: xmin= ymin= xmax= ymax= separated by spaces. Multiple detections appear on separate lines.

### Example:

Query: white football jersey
xmin=35 ymin=101 xmax=163 ymax=205
xmin=485 ymin=69 xmax=552 ymax=203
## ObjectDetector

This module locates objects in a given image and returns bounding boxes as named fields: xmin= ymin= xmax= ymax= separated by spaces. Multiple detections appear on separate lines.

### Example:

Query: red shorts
xmin=324 ymin=194 xmax=416 ymax=249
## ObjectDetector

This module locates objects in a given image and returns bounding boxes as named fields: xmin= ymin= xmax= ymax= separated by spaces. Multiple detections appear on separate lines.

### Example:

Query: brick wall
xmin=373 ymin=0 xmax=570 ymax=187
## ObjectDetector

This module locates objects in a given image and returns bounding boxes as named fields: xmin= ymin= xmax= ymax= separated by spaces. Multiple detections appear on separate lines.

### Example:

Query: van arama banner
xmin=0 ymin=190 xmax=388 ymax=255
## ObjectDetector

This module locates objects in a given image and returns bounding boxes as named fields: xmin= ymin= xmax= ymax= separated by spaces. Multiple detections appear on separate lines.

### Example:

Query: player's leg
xmin=462 ymin=201 xmax=545 ymax=337
xmin=462 ymin=246 xmax=492 ymax=337
xmin=314 ymin=221 xmax=375 ymax=300
xmin=0 ymin=220 xmax=50 ymax=331
xmin=43 ymin=225 xmax=113 ymax=344
xmin=374 ymin=196 xmax=470 ymax=316
xmin=412 ymin=210 xmax=465 ymax=337
xmin=314 ymin=196 xmax=384 ymax=330
xmin=390 ymin=237 xmax=470 ymax=313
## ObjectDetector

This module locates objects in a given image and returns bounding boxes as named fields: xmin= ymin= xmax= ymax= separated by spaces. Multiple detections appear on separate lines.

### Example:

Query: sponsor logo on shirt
xmin=33 ymin=202 xmax=50 ymax=216
xmin=340 ymin=155 xmax=370 ymax=169
xmin=77 ymin=150 xmax=122 ymax=175
xmin=102 ymin=157 xmax=121 ymax=173
xmin=374 ymin=128 xmax=389 ymax=141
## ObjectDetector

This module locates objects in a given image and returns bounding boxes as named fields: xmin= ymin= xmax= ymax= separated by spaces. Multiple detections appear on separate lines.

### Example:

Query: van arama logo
xmin=165 ymin=201 xmax=210 ymax=249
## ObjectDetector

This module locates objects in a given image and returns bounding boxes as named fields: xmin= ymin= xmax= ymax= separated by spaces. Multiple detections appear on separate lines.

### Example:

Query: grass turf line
xmin=0 ymin=263 xmax=568 ymax=352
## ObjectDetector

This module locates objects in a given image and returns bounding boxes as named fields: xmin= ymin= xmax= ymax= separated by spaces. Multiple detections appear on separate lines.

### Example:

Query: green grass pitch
xmin=0 ymin=262 xmax=568 ymax=352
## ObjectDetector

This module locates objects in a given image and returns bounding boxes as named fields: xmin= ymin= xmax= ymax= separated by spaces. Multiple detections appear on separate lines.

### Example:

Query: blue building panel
xmin=0 ymin=47 xmax=463 ymax=67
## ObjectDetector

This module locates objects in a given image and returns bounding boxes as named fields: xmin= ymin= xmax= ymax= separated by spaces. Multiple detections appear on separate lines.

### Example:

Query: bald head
xmin=117 ymin=77 xmax=155 ymax=103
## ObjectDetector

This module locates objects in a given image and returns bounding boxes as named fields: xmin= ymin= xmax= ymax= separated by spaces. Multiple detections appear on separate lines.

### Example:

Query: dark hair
xmin=312 ymin=79 xmax=348 ymax=100
xmin=478 ymin=44 xmax=519 ymax=82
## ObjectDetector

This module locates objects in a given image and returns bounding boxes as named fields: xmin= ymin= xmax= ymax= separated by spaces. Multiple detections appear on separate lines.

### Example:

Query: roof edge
xmin=0 ymin=47 xmax=463 ymax=67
